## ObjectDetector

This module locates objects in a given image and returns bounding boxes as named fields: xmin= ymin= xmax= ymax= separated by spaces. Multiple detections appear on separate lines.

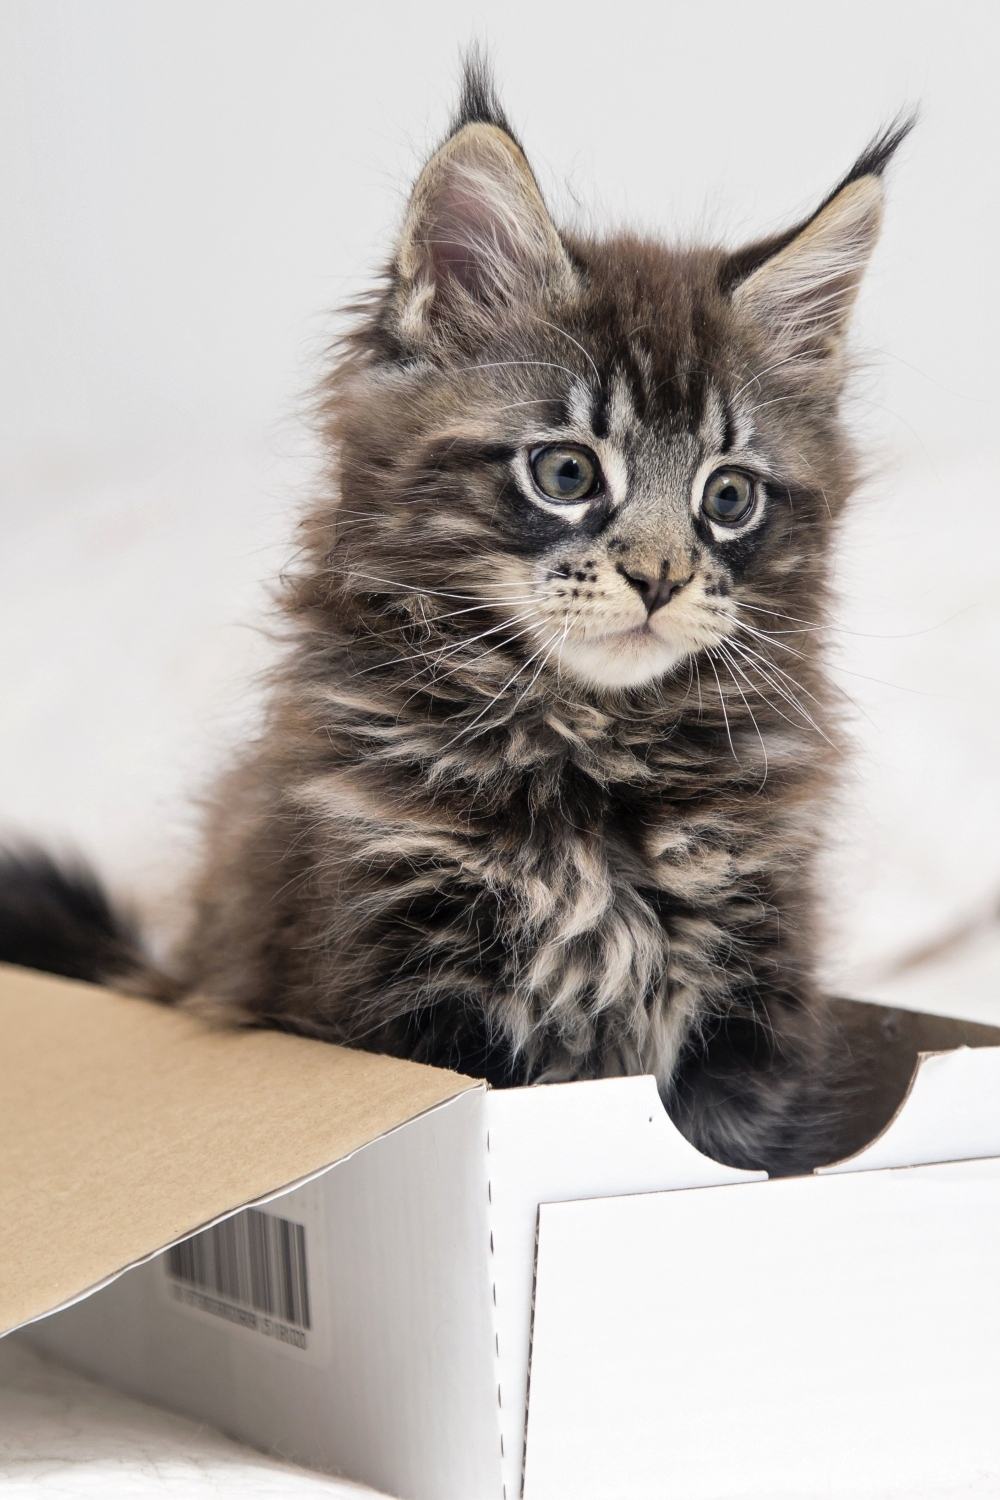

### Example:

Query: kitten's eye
xmin=529 ymin=444 xmax=602 ymax=503
xmin=701 ymin=469 xmax=757 ymax=526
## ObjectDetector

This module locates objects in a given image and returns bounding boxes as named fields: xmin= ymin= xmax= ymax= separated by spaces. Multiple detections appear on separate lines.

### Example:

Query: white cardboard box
xmin=4 ymin=965 xmax=1000 ymax=1499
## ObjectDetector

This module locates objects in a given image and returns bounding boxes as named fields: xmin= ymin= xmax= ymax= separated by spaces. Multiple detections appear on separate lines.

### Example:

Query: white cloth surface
xmin=0 ymin=1339 xmax=391 ymax=1499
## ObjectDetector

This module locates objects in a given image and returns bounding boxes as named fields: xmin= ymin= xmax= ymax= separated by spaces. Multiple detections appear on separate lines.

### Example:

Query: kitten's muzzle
xmin=616 ymin=563 xmax=694 ymax=616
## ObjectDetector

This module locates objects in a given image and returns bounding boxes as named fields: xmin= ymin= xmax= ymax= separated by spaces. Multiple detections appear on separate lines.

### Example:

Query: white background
xmin=2 ymin=0 xmax=999 ymax=1011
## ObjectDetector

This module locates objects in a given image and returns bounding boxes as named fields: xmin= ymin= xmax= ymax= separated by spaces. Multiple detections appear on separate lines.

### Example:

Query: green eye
xmin=529 ymin=444 xmax=602 ymax=503
xmin=701 ymin=469 xmax=757 ymax=526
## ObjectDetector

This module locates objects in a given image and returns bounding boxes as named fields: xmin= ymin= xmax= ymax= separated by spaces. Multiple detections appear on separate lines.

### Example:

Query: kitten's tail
xmin=0 ymin=846 xmax=156 ymax=991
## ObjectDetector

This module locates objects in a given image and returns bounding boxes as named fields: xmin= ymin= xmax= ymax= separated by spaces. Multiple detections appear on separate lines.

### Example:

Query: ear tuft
xmin=450 ymin=44 xmax=519 ymax=143
xmin=727 ymin=113 xmax=915 ymax=367
xmin=393 ymin=60 xmax=576 ymax=345
xmin=834 ymin=111 xmax=918 ymax=192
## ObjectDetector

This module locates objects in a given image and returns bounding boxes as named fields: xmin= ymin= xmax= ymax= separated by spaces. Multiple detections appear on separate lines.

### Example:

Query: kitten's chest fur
xmin=419 ymin=746 xmax=752 ymax=1089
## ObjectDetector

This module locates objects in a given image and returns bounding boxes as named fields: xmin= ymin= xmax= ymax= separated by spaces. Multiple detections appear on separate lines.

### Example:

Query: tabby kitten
xmin=0 ymin=62 xmax=912 ymax=1174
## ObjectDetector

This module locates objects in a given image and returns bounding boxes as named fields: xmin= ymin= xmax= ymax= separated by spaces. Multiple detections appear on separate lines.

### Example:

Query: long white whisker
xmin=399 ymin=621 xmax=544 ymax=707
xmin=528 ymin=316 xmax=601 ymax=382
xmin=449 ymin=359 xmax=580 ymax=382
xmin=705 ymin=651 xmax=739 ymax=764
xmin=731 ymin=350 xmax=813 ymax=404
xmin=492 ymin=398 xmax=567 ymax=414
xmin=443 ymin=629 xmax=563 ymax=749
xmin=741 ymin=393 xmax=807 ymax=421
xmin=725 ymin=639 xmax=826 ymax=740
xmin=350 ymin=571 xmax=539 ymax=603
xmin=509 ymin=627 xmax=561 ymax=718
xmin=737 ymin=598 xmax=971 ymax=644
xmin=737 ymin=601 xmax=829 ymax=630
xmin=733 ymin=615 xmax=811 ymax=664
xmin=555 ymin=617 xmax=571 ymax=683
xmin=725 ymin=638 xmax=836 ymax=746
xmin=731 ymin=625 xmax=886 ymax=721
xmin=366 ymin=598 xmax=539 ymax=641
xmin=729 ymin=633 xmax=825 ymax=710
xmin=718 ymin=641 xmax=815 ymax=742
xmin=716 ymin=643 xmax=768 ymax=791
xmin=360 ymin=610 xmax=540 ymax=681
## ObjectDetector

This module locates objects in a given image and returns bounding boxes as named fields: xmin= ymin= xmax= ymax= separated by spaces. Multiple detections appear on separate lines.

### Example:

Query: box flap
xmin=820 ymin=1045 xmax=1000 ymax=1174
xmin=824 ymin=998 xmax=1000 ymax=1166
xmin=484 ymin=1077 xmax=762 ymax=1500
xmin=0 ymin=964 xmax=478 ymax=1336
xmin=523 ymin=1159 xmax=1000 ymax=1499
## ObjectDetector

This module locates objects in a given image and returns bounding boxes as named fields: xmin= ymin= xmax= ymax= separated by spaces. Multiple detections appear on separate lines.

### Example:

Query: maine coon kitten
xmin=0 ymin=62 xmax=913 ymax=1174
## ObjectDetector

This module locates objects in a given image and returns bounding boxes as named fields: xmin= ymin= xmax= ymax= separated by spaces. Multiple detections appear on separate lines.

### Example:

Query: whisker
xmin=356 ymin=610 xmax=540 ymax=681
xmin=509 ymin=625 xmax=562 ymax=717
xmin=365 ymin=598 xmax=540 ymax=640
xmin=528 ymin=316 xmax=601 ymax=382
xmin=399 ymin=620 xmax=543 ymax=707
xmin=741 ymin=393 xmax=808 ymax=420
xmin=735 ymin=618 xmax=930 ymax=707
xmin=492 ymin=398 xmax=567 ymax=414
xmin=716 ymin=643 xmax=768 ymax=791
xmin=737 ymin=598 xmax=972 ymax=643
xmin=737 ymin=601 xmax=828 ymax=629
xmin=442 ymin=628 xmax=563 ymax=750
xmin=732 ymin=615 xmax=811 ymax=665
xmin=449 ymin=358 xmax=581 ymax=382
xmin=729 ymin=633 xmax=825 ymax=710
xmin=725 ymin=638 xmax=837 ymax=747
xmin=731 ymin=350 xmax=813 ymax=404
xmin=349 ymin=571 xmax=539 ymax=603
xmin=724 ymin=641 xmax=826 ymax=741
xmin=554 ymin=617 xmax=571 ymax=683
xmin=705 ymin=651 xmax=739 ymax=764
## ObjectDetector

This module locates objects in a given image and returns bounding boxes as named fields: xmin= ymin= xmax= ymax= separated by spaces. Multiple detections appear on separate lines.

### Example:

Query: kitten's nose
xmin=617 ymin=563 xmax=693 ymax=616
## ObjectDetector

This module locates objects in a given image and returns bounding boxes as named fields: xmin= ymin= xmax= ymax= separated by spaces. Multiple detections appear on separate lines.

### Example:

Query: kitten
xmin=0 ymin=59 xmax=912 ymax=1174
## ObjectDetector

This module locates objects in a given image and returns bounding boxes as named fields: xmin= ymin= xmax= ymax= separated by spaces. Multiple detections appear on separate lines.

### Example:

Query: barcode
xmin=167 ymin=1208 xmax=311 ymax=1330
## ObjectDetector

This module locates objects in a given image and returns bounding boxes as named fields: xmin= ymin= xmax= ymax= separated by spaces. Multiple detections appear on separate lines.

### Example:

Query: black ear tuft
xmin=723 ymin=111 xmax=917 ymax=294
xmin=392 ymin=46 xmax=575 ymax=341
xmin=817 ymin=110 xmax=917 ymax=214
xmin=450 ymin=44 xmax=520 ymax=146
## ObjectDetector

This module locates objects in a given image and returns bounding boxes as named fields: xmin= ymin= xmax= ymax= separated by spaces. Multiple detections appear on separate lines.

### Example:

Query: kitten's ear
xmin=726 ymin=117 xmax=914 ymax=369
xmin=393 ymin=61 xmax=577 ymax=344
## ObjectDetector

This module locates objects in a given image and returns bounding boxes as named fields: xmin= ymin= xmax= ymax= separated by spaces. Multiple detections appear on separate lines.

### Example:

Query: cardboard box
xmin=4 ymin=963 xmax=1000 ymax=1499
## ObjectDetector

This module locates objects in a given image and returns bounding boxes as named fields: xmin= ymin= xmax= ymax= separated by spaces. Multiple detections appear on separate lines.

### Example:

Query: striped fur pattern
xmin=161 ymin=69 xmax=910 ymax=1171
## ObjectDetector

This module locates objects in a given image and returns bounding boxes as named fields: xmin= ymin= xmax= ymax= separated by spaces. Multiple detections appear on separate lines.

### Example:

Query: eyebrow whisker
xmin=528 ymin=315 xmax=601 ymax=382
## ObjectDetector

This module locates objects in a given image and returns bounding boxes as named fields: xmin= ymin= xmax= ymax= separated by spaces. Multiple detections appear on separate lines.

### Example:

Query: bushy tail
xmin=0 ymin=847 xmax=148 ymax=986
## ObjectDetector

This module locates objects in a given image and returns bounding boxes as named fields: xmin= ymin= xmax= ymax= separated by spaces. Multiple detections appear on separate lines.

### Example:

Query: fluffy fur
xmin=0 ymin=60 xmax=913 ymax=1174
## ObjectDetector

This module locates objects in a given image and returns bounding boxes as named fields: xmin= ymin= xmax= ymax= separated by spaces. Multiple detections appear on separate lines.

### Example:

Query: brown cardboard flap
xmin=0 ymin=964 xmax=478 ymax=1335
